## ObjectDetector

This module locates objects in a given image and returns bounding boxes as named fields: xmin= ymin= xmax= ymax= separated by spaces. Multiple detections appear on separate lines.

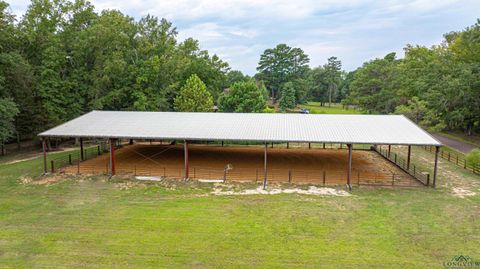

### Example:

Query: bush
xmin=262 ymin=107 xmax=275 ymax=113
xmin=466 ymin=149 xmax=480 ymax=167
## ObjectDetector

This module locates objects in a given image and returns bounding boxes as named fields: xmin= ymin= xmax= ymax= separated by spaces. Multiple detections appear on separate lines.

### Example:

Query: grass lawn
xmin=0 ymin=149 xmax=479 ymax=268
xmin=298 ymin=102 xmax=362 ymax=114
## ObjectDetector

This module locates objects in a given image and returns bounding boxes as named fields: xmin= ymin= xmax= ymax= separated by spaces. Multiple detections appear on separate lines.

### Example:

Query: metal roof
xmin=38 ymin=111 xmax=442 ymax=146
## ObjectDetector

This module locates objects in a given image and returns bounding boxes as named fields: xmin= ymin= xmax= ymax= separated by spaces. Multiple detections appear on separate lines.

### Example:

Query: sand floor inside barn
xmin=63 ymin=143 xmax=421 ymax=186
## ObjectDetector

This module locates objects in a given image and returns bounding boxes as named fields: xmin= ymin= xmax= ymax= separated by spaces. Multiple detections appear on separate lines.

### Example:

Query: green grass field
xmin=0 ymin=147 xmax=479 ymax=268
xmin=298 ymin=102 xmax=361 ymax=114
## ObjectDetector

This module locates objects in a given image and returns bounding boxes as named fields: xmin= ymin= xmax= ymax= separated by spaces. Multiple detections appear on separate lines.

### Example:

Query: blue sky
xmin=8 ymin=0 xmax=480 ymax=75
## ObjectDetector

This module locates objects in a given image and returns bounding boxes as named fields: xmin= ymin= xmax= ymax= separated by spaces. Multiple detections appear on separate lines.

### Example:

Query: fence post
xmin=288 ymin=170 xmax=292 ymax=183
xmin=426 ymin=174 xmax=430 ymax=186
xmin=84 ymin=149 xmax=87 ymax=160
xmin=357 ymin=171 xmax=360 ymax=186
xmin=394 ymin=153 xmax=397 ymax=163
xmin=69 ymin=154 xmax=72 ymax=165
xmin=464 ymin=159 xmax=467 ymax=169
xmin=134 ymin=165 xmax=136 ymax=176
xmin=413 ymin=165 xmax=416 ymax=176
xmin=97 ymin=145 xmax=100 ymax=155
xmin=323 ymin=171 xmax=326 ymax=185
xmin=51 ymin=160 xmax=54 ymax=173
xmin=323 ymin=143 xmax=325 ymax=149
xmin=456 ymin=155 xmax=458 ymax=165
xmin=194 ymin=168 xmax=196 ymax=179
xmin=448 ymin=152 xmax=451 ymax=161
xmin=256 ymin=168 xmax=258 ymax=182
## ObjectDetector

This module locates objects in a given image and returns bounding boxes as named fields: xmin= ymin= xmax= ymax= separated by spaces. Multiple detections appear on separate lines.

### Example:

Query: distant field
xmin=298 ymin=102 xmax=361 ymax=114
xmin=1 ymin=146 xmax=479 ymax=268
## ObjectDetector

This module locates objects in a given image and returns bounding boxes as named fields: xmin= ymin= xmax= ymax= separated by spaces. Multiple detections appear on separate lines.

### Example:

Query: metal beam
xmin=433 ymin=146 xmax=439 ymax=188
xmin=109 ymin=138 xmax=116 ymax=176
xmin=407 ymin=145 xmax=412 ymax=170
xmin=42 ymin=139 xmax=47 ymax=175
xmin=347 ymin=144 xmax=353 ymax=191
xmin=184 ymin=140 xmax=189 ymax=179
xmin=388 ymin=145 xmax=391 ymax=158
xmin=80 ymin=138 xmax=84 ymax=161
xmin=263 ymin=142 xmax=267 ymax=190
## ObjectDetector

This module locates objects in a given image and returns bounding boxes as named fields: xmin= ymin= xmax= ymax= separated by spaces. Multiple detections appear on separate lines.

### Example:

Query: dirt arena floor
xmin=64 ymin=143 xmax=420 ymax=186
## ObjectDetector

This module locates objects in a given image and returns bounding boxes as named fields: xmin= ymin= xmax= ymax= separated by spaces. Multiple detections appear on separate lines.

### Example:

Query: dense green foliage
xmin=174 ymin=75 xmax=213 ymax=112
xmin=0 ymin=0 xmax=229 ymax=142
xmin=466 ymin=149 xmax=480 ymax=167
xmin=344 ymin=21 xmax=480 ymax=134
xmin=279 ymin=82 xmax=296 ymax=111
xmin=218 ymin=81 xmax=267 ymax=112
xmin=256 ymin=44 xmax=310 ymax=102
xmin=1 ymin=0 xmax=479 ymax=141
xmin=0 ymin=98 xmax=19 ymax=150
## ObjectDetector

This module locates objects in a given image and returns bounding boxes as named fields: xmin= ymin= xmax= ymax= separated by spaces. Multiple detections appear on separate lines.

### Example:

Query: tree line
xmin=1 ymin=0 xmax=479 ymax=152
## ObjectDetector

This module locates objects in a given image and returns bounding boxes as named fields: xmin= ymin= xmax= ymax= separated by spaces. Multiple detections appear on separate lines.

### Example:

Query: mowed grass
xmin=0 ymin=149 xmax=480 ymax=268
xmin=299 ymin=102 xmax=362 ymax=114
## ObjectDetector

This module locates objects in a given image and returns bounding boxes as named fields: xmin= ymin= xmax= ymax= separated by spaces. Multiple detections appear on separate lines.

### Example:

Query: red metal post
xmin=42 ymin=139 xmax=47 ymax=175
xmin=109 ymin=139 xmax=116 ymax=176
xmin=263 ymin=142 xmax=267 ymax=190
xmin=184 ymin=140 xmax=189 ymax=179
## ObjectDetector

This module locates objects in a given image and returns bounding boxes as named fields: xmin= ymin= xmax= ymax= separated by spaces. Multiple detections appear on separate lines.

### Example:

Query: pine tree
xmin=174 ymin=74 xmax=214 ymax=112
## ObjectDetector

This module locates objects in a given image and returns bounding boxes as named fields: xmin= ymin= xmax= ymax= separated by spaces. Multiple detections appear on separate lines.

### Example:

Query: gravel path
xmin=432 ymin=134 xmax=478 ymax=154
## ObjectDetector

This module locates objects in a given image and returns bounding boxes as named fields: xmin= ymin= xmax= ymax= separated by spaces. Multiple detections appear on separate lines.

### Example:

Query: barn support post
xmin=347 ymin=144 xmax=353 ymax=192
xmin=42 ymin=138 xmax=47 ymax=175
xmin=407 ymin=145 xmax=412 ymax=170
xmin=129 ymin=139 xmax=133 ymax=145
xmin=263 ymin=142 xmax=268 ymax=190
xmin=109 ymin=138 xmax=116 ymax=177
xmin=184 ymin=140 xmax=189 ymax=179
xmin=433 ymin=146 xmax=439 ymax=188
xmin=388 ymin=145 xmax=391 ymax=158
xmin=80 ymin=138 xmax=84 ymax=161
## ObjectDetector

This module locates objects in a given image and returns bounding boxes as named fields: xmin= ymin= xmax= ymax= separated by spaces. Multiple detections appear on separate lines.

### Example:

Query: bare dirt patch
xmin=452 ymin=187 xmax=477 ymax=198
xmin=32 ymin=175 xmax=67 ymax=185
xmin=212 ymin=185 xmax=351 ymax=196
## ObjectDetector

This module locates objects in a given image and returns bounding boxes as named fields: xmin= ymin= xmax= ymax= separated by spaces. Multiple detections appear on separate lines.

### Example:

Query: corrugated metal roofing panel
xmin=38 ymin=111 xmax=442 ymax=146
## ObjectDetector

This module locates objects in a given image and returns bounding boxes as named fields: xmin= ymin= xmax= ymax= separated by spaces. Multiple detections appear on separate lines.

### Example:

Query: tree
xmin=218 ymin=81 xmax=267 ymax=113
xmin=225 ymin=70 xmax=250 ymax=87
xmin=347 ymin=52 xmax=400 ymax=114
xmin=174 ymin=74 xmax=213 ymax=112
xmin=279 ymin=82 xmax=296 ymax=111
xmin=256 ymin=44 xmax=309 ymax=102
xmin=394 ymin=97 xmax=428 ymax=123
xmin=324 ymin=56 xmax=342 ymax=106
xmin=0 ymin=98 xmax=19 ymax=154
